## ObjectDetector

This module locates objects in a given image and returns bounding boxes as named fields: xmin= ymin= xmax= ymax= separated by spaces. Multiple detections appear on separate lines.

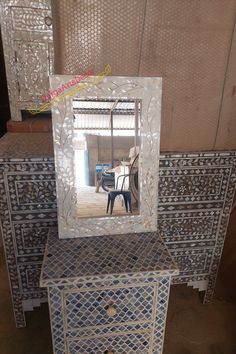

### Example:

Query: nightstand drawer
xmin=67 ymin=332 xmax=151 ymax=354
xmin=5 ymin=172 xmax=56 ymax=212
xmin=64 ymin=284 xmax=156 ymax=329
xmin=13 ymin=220 xmax=56 ymax=256
xmin=158 ymin=166 xmax=229 ymax=205
xmin=159 ymin=210 xmax=221 ymax=243
xmin=169 ymin=248 xmax=214 ymax=276
xmin=18 ymin=263 xmax=43 ymax=293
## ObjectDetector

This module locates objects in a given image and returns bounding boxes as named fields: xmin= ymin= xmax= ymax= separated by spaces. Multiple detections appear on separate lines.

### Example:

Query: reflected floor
xmin=77 ymin=186 xmax=138 ymax=217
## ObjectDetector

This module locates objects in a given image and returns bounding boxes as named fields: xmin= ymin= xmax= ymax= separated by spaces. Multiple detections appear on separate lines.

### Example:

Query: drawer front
xmin=67 ymin=332 xmax=150 ymax=354
xmin=10 ymin=7 xmax=52 ymax=32
xmin=169 ymin=248 xmax=214 ymax=276
xmin=64 ymin=284 xmax=156 ymax=330
xmin=5 ymin=172 xmax=56 ymax=212
xmin=159 ymin=210 xmax=221 ymax=243
xmin=13 ymin=220 xmax=56 ymax=256
xmin=18 ymin=263 xmax=43 ymax=293
xmin=158 ymin=166 xmax=230 ymax=205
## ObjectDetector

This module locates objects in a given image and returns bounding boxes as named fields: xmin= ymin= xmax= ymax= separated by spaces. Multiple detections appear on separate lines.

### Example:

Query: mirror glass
xmin=73 ymin=98 xmax=141 ymax=218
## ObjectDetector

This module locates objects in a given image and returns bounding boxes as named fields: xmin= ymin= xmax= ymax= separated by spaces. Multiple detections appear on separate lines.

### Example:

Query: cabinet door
xmin=14 ymin=40 xmax=51 ymax=102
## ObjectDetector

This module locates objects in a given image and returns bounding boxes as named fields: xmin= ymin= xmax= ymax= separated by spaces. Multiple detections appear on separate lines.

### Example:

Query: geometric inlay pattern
xmin=67 ymin=332 xmax=151 ymax=354
xmin=174 ymin=252 xmax=210 ymax=273
xmin=159 ymin=210 xmax=220 ymax=243
xmin=0 ymin=132 xmax=56 ymax=327
xmin=13 ymin=221 xmax=53 ymax=255
xmin=159 ymin=171 xmax=224 ymax=201
xmin=1 ymin=129 xmax=236 ymax=332
xmin=158 ymin=151 xmax=236 ymax=302
xmin=46 ymin=274 xmax=172 ymax=354
xmin=42 ymin=226 xmax=174 ymax=354
xmin=6 ymin=173 xmax=56 ymax=212
xmin=18 ymin=263 xmax=42 ymax=292
xmin=44 ymin=242 xmax=173 ymax=354
xmin=41 ymin=229 xmax=178 ymax=286
xmin=64 ymin=284 xmax=155 ymax=329
xmin=153 ymin=277 xmax=171 ymax=354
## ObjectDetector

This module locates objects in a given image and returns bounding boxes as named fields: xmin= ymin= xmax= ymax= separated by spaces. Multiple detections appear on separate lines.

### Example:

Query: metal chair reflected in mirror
xmin=106 ymin=153 xmax=139 ymax=215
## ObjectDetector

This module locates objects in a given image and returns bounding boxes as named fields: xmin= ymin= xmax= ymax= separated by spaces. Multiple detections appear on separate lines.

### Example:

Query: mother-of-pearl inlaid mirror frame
xmin=50 ymin=75 xmax=162 ymax=238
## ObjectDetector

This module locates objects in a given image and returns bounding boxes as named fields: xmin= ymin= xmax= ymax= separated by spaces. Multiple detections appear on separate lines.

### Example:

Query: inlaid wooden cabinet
xmin=0 ymin=133 xmax=235 ymax=327
xmin=0 ymin=133 xmax=57 ymax=327
xmin=40 ymin=229 xmax=178 ymax=354
xmin=0 ymin=0 xmax=53 ymax=121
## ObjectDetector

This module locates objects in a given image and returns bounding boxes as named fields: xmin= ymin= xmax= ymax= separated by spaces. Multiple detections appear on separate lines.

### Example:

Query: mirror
xmin=73 ymin=98 xmax=141 ymax=218
xmin=50 ymin=75 xmax=162 ymax=238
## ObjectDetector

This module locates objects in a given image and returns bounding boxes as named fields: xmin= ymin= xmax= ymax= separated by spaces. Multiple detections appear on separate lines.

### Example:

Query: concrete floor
xmin=218 ymin=208 xmax=236 ymax=304
xmin=77 ymin=186 xmax=136 ymax=217
xmin=0 ymin=247 xmax=52 ymax=354
xmin=1 ymin=244 xmax=236 ymax=354
xmin=164 ymin=284 xmax=236 ymax=354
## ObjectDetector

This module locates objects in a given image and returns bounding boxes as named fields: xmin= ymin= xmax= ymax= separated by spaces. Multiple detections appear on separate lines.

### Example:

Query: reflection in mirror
xmin=73 ymin=98 xmax=141 ymax=218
